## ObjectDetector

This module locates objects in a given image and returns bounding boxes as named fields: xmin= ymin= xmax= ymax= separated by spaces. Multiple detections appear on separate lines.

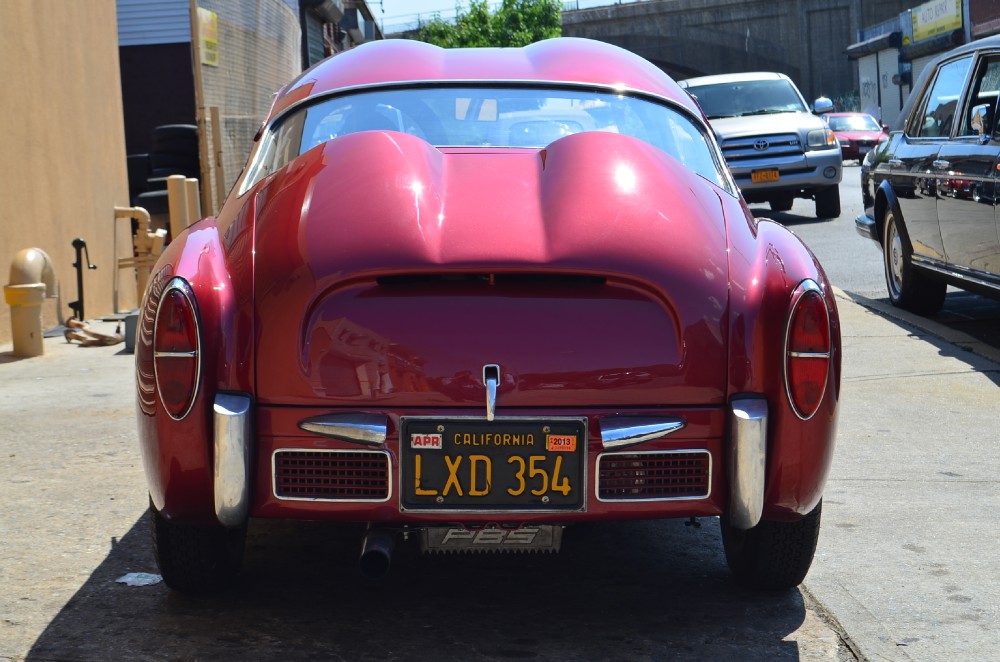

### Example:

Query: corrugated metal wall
xmin=117 ymin=0 xmax=190 ymax=45
xmin=804 ymin=5 xmax=853 ymax=103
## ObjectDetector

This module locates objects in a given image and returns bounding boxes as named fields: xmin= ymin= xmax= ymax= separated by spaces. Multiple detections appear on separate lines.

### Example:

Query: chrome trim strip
xmin=595 ymin=449 xmax=711 ymax=503
xmin=482 ymin=364 xmax=499 ymax=422
xmin=213 ymin=393 xmax=252 ymax=528
xmin=272 ymin=448 xmax=392 ymax=503
xmin=152 ymin=277 xmax=201 ymax=421
xmin=728 ymin=397 xmax=767 ymax=530
xmin=298 ymin=412 xmax=389 ymax=446
xmin=153 ymin=351 xmax=197 ymax=358
xmin=783 ymin=278 xmax=831 ymax=421
xmin=600 ymin=415 xmax=686 ymax=450
xmin=911 ymin=255 xmax=1000 ymax=293
xmin=788 ymin=351 xmax=831 ymax=359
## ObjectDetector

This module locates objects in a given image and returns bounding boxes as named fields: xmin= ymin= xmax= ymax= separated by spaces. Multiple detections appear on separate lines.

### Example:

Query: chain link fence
xmin=195 ymin=0 xmax=301 ymax=213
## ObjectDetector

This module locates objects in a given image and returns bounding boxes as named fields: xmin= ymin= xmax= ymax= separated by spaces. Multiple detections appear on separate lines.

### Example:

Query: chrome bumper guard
xmin=213 ymin=393 xmax=252 ymax=528
xmin=728 ymin=397 xmax=767 ymax=530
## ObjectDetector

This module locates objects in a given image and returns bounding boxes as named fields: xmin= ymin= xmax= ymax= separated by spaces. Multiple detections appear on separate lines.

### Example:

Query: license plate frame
xmin=399 ymin=416 xmax=587 ymax=513
xmin=751 ymin=168 xmax=780 ymax=184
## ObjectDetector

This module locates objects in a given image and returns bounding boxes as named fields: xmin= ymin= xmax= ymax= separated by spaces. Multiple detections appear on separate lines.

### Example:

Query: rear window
xmin=241 ymin=85 xmax=731 ymax=195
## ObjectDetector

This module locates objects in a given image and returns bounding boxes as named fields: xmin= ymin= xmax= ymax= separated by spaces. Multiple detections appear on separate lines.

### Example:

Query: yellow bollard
xmin=166 ymin=175 xmax=189 ymax=241
xmin=4 ymin=248 xmax=56 ymax=357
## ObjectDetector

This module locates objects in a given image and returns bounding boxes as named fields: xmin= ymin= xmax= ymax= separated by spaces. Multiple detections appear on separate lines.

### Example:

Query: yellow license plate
xmin=751 ymin=169 xmax=780 ymax=183
xmin=400 ymin=417 xmax=586 ymax=511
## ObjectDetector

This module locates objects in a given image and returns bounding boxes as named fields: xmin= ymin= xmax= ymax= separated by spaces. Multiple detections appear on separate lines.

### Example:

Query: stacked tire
xmin=133 ymin=125 xmax=200 ymax=237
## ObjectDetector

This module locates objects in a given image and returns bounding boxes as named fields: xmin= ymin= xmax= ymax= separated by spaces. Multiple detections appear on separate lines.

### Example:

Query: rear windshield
xmin=684 ymin=78 xmax=808 ymax=119
xmin=241 ymin=85 xmax=731 ymax=194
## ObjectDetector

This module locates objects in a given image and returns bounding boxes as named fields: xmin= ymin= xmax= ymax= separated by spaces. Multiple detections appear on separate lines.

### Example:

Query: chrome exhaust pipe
xmin=359 ymin=527 xmax=394 ymax=579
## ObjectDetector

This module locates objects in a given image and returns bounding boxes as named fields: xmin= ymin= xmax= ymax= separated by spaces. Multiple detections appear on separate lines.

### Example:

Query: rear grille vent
xmin=273 ymin=450 xmax=391 ymax=501
xmin=597 ymin=451 xmax=711 ymax=501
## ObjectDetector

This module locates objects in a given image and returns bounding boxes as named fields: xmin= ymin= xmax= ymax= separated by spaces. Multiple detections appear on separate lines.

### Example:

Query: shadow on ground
xmin=27 ymin=515 xmax=813 ymax=661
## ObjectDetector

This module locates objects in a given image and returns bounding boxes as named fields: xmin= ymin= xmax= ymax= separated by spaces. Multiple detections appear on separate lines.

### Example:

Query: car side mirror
xmin=881 ymin=124 xmax=890 ymax=133
xmin=813 ymin=97 xmax=834 ymax=114
xmin=970 ymin=103 xmax=992 ymax=143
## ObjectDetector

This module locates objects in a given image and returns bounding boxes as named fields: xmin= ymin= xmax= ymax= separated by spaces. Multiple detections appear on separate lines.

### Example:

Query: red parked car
xmin=136 ymin=37 xmax=841 ymax=594
xmin=823 ymin=112 xmax=889 ymax=162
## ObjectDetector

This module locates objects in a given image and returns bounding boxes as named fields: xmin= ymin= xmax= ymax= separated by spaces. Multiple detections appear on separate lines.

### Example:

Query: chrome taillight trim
xmin=298 ymin=412 xmax=389 ymax=446
xmin=728 ymin=396 xmax=767 ymax=530
xmin=214 ymin=393 xmax=252 ymax=528
xmin=783 ymin=279 xmax=831 ymax=421
xmin=599 ymin=415 xmax=686 ymax=450
xmin=152 ymin=277 xmax=201 ymax=421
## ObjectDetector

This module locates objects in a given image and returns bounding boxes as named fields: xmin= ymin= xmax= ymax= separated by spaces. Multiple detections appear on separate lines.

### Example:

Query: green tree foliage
xmin=417 ymin=0 xmax=562 ymax=48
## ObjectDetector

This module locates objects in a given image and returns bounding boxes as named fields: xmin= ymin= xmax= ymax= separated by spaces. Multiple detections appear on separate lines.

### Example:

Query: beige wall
xmin=0 ymin=1 xmax=133 ymax=347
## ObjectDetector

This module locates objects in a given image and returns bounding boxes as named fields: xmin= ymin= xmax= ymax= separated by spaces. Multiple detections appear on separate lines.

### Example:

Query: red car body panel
xmin=136 ymin=38 xmax=839 ymax=533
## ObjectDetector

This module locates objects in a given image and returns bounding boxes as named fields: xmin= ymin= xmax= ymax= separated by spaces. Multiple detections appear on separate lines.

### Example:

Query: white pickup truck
xmin=680 ymin=72 xmax=843 ymax=218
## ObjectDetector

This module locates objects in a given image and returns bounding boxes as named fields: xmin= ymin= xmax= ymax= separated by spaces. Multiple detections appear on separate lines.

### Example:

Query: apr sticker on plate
xmin=411 ymin=433 xmax=442 ymax=449
xmin=546 ymin=434 xmax=577 ymax=452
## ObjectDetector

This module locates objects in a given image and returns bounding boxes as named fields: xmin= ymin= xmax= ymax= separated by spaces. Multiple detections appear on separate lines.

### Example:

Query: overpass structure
xmin=561 ymin=0 xmax=919 ymax=104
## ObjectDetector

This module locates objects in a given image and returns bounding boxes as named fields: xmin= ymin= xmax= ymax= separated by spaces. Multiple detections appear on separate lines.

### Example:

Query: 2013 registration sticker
xmin=546 ymin=435 xmax=576 ymax=452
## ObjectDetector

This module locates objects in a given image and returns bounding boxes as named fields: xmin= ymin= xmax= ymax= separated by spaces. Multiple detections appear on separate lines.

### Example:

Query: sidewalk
xmin=807 ymin=292 xmax=1000 ymax=661
xmin=1 ymin=294 xmax=998 ymax=661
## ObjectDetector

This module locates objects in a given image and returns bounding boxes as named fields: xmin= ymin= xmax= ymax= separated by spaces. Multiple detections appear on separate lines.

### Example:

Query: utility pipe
xmin=4 ymin=248 xmax=56 ymax=357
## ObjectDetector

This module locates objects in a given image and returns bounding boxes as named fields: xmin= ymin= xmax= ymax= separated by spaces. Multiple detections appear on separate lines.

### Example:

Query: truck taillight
xmin=784 ymin=280 xmax=831 ymax=420
xmin=153 ymin=278 xmax=201 ymax=420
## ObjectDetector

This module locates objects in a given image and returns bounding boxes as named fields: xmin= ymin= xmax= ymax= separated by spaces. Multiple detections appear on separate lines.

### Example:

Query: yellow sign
xmin=198 ymin=7 xmax=219 ymax=67
xmin=912 ymin=0 xmax=962 ymax=42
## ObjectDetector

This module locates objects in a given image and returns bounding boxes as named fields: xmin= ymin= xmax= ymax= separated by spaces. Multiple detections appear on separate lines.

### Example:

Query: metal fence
xmin=194 ymin=0 xmax=301 ymax=213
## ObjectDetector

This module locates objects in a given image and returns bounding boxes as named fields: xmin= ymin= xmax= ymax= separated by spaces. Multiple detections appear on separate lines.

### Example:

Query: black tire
xmin=721 ymin=500 xmax=822 ymax=590
xmin=769 ymin=196 xmax=794 ymax=212
xmin=149 ymin=500 xmax=246 ymax=594
xmin=883 ymin=208 xmax=946 ymax=315
xmin=814 ymin=184 xmax=841 ymax=218
xmin=149 ymin=151 xmax=200 ymax=173
xmin=151 ymin=124 xmax=198 ymax=152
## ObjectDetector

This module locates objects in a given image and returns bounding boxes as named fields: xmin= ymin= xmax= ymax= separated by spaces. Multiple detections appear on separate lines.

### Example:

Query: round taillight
xmin=784 ymin=281 xmax=831 ymax=420
xmin=153 ymin=279 xmax=201 ymax=419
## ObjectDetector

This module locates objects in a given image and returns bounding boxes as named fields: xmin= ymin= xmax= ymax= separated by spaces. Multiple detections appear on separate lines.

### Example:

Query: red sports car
xmin=136 ymin=37 xmax=840 ymax=594
xmin=823 ymin=112 xmax=888 ymax=163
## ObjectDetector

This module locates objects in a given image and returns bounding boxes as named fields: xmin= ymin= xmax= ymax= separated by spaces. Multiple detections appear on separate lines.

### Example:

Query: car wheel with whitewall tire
xmin=721 ymin=500 xmax=822 ymax=590
xmin=149 ymin=499 xmax=246 ymax=594
xmin=814 ymin=184 xmax=841 ymax=218
xmin=883 ymin=208 xmax=946 ymax=315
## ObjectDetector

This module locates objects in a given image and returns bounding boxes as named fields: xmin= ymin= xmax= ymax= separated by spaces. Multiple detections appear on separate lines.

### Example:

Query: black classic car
xmin=858 ymin=35 xmax=1000 ymax=314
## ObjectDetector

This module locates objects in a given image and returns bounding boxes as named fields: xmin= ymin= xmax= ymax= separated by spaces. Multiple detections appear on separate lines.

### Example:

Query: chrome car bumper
xmin=213 ymin=393 xmax=253 ymax=528
xmin=728 ymin=397 xmax=767 ymax=530
xmin=855 ymin=212 xmax=879 ymax=242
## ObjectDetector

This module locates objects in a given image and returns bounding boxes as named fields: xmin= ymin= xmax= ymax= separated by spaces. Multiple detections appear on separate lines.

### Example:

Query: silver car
xmin=680 ymin=72 xmax=843 ymax=218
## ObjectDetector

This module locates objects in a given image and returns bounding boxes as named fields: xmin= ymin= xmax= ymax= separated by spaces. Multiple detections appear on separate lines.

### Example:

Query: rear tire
xmin=150 ymin=499 xmax=246 ymax=594
xmin=721 ymin=500 xmax=822 ymax=590
xmin=814 ymin=185 xmax=841 ymax=218
xmin=883 ymin=208 xmax=946 ymax=315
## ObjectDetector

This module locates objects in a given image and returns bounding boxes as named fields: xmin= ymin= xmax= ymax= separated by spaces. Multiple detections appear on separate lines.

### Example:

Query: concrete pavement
xmin=807 ymin=291 xmax=1000 ymax=661
xmin=1 ymin=292 xmax=997 ymax=661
